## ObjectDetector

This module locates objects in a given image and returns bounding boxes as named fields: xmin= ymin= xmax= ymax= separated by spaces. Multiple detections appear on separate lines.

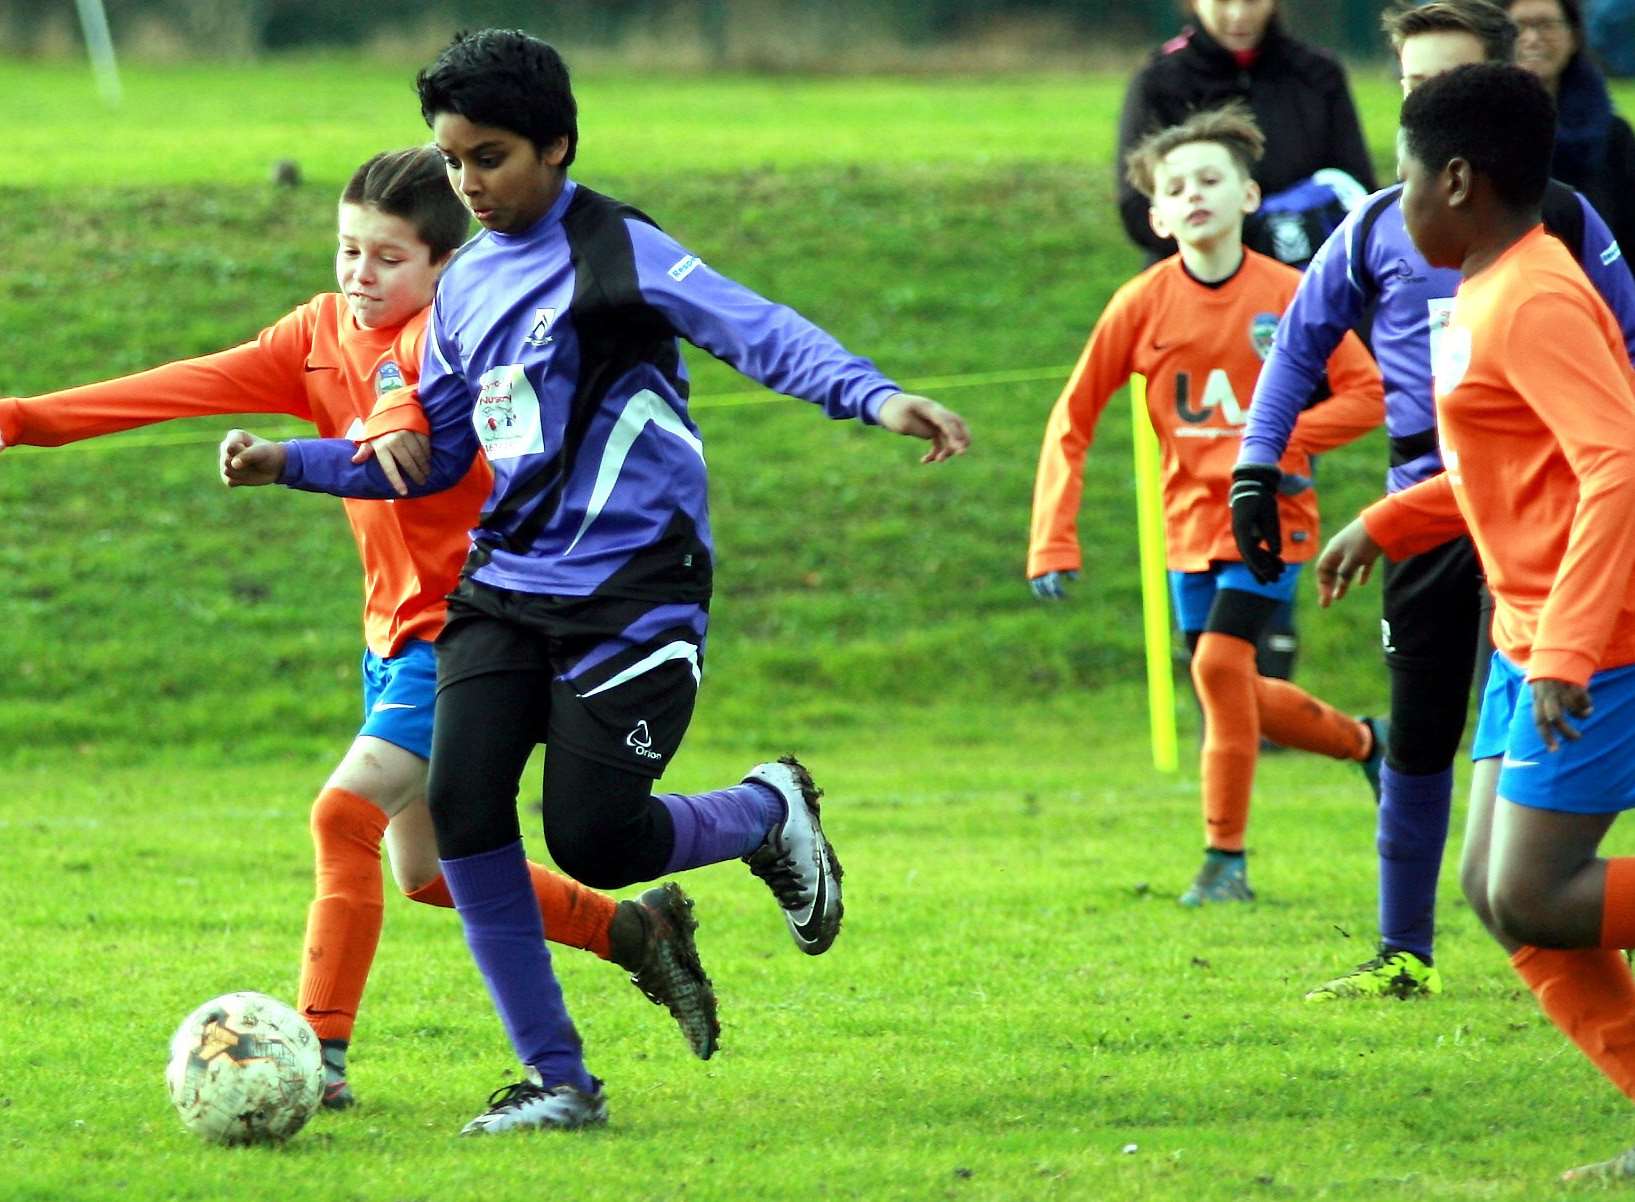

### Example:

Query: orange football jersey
xmin=1362 ymin=227 xmax=1635 ymax=686
xmin=1029 ymin=249 xmax=1382 ymax=577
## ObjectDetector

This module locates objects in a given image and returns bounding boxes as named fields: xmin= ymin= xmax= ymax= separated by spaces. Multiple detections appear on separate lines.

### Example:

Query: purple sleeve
xmin=1575 ymin=194 xmax=1635 ymax=361
xmin=625 ymin=219 xmax=899 ymax=424
xmin=279 ymin=294 xmax=480 ymax=498
xmin=1238 ymin=217 xmax=1370 ymax=467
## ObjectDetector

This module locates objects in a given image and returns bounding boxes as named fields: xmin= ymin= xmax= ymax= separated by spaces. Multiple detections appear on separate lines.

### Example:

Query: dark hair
xmin=1399 ymin=62 xmax=1556 ymax=209
xmin=1124 ymin=102 xmax=1266 ymax=199
xmin=1382 ymin=0 xmax=1518 ymax=62
xmin=340 ymin=146 xmax=470 ymax=262
xmin=415 ymin=29 xmax=578 ymax=167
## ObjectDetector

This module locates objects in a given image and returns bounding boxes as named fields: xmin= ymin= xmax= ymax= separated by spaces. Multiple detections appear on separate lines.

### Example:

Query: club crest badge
xmin=374 ymin=360 xmax=405 ymax=397
xmin=1249 ymin=313 xmax=1279 ymax=361
xmin=523 ymin=308 xmax=557 ymax=348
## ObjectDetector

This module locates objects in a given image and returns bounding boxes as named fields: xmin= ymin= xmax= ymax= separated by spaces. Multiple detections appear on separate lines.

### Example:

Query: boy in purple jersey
xmin=1229 ymin=0 xmax=1635 ymax=1002
xmin=223 ymin=28 xmax=969 ymax=1134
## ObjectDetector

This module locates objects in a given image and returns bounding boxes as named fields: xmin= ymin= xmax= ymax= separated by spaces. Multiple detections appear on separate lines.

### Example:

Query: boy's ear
xmin=539 ymin=135 xmax=571 ymax=168
xmin=1147 ymin=204 xmax=1173 ymax=241
xmin=1241 ymin=178 xmax=1262 ymax=216
xmin=1445 ymin=157 xmax=1473 ymax=208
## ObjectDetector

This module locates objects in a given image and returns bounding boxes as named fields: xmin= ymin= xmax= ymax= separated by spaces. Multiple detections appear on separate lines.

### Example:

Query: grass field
xmin=5 ymin=59 xmax=1635 ymax=1201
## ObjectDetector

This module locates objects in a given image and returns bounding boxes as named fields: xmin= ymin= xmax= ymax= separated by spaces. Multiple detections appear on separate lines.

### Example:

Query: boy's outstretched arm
xmin=0 ymin=310 xmax=318 ymax=450
xmin=621 ymin=219 xmax=969 ymax=458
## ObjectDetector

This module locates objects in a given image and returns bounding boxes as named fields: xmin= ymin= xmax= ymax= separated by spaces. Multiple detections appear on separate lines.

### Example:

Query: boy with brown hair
xmin=1029 ymin=103 xmax=1385 ymax=906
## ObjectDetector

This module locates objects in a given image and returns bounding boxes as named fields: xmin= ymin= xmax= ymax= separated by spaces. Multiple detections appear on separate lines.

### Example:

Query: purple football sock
xmin=1376 ymin=765 xmax=1454 ymax=963
xmin=441 ymin=840 xmax=596 ymax=1093
xmin=659 ymin=780 xmax=785 ymax=873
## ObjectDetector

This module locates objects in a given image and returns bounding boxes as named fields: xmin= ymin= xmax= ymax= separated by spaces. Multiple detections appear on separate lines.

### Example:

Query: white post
xmin=74 ymin=0 xmax=123 ymax=106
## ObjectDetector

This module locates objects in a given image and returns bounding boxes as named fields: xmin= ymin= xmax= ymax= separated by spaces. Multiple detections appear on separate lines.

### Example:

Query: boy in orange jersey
xmin=0 ymin=147 xmax=717 ymax=1106
xmin=1028 ymin=104 xmax=1387 ymax=906
xmin=1317 ymin=63 xmax=1635 ymax=1184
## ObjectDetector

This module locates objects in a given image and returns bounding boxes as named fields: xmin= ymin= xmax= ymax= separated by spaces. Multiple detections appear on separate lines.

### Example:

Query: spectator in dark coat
xmin=1116 ymin=0 xmax=1378 ymax=268
xmin=1506 ymin=0 xmax=1635 ymax=255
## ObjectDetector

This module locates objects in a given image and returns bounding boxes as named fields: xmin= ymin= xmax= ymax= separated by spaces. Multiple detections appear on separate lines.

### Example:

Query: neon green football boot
xmin=1305 ymin=948 xmax=1442 ymax=1002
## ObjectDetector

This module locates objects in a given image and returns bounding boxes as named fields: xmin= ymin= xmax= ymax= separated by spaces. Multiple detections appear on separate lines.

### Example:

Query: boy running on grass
xmin=0 ymin=146 xmax=719 ymax=1107
xmin=1317 ymin=62 xmax=1635 ymax=1184
xmin=1231 ymin=0 xmax=1635 ymax=1002
xmin=222 ymin=29 xmax=970 ymax=1135
xmin=1028 ymin=104 xmax=1386 ymax=908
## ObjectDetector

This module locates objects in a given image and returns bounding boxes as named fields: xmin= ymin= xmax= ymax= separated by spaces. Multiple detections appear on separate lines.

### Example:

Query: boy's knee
xmin=1489 ymin=877 xmax=1561 ymax=948
xmin=1189 ymin=635 xmax=1247 ymax=698
xmin=545 ymin=835 xmax=635 ymax=891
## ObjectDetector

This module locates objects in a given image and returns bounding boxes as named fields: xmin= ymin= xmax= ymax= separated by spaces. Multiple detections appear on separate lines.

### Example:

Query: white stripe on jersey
xmin=577 ymin=639 xmax=701 ymax=698
xmin=563 ymin=388 xmax=705 ymax=556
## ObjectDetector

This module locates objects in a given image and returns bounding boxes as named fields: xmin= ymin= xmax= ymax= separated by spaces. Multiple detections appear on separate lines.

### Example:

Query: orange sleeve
xmin=361 ymin=398 xmax=431 ymax=439
xmin=1506 ymin=293 xmax=1635 ymax=685
xmin=0 ymin=306 xmax=316 ymax=447
xmin=1027 ymin=284 xmax=1142 ymax=578
xmin=1361 ymin=473 xmax=1465 ymax=559
xmin=1288 ymin=330 xmax=1385 ymax=455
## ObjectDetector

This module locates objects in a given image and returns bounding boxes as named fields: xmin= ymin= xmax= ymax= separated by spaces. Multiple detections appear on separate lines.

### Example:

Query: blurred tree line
xmin=2 ymin=0 xmax=1391 ymax=63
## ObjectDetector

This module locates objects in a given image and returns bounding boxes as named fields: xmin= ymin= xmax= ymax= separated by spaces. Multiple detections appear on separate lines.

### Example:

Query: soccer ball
xmin=165 ymin=991 xmax=323 ymax=1146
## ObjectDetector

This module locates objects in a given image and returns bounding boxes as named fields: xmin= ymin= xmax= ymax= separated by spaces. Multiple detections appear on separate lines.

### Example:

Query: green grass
xmin=4 ymin=60 xmax=1634 ymax=1200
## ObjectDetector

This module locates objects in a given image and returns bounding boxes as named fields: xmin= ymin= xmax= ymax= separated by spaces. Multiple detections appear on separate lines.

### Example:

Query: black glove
xmin=1229 ymin=463 xmax=1285 ymax=583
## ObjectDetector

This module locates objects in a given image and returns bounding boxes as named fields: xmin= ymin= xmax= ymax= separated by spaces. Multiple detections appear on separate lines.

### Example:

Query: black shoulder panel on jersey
xmin=477 ymin=186 xmax=692 ymax=583
xmin=1541 ymin=179 xmax=1586 ymax=264
xmin=1347 ymin=186 xmax=1402 ymax=299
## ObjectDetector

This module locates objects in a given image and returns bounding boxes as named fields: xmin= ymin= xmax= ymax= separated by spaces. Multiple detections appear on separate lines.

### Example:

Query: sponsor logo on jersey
xmin=627 ymin=720 xmax=664 ymax=760
xmin=667 ymin=254 xmax=703 ymax=282
xmin=1249 ymin=313 xmax=1279 ymax=361
xmin=374 ymin=360 xmax=405 ymax=397
xmin=523 ymin=307 xmax=557 ymax=348
xmin=1603 ymin=240 xmax=1624 ymax=267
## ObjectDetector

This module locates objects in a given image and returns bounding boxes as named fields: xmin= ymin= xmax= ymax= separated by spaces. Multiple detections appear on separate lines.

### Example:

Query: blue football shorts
xmin=359 ymin=638 xmax=438 ymax=760
xmin=1471 ymin=651 xmax=1635 ymax=813
xmin=1168 ymin=562 xmax=1303 ymax=635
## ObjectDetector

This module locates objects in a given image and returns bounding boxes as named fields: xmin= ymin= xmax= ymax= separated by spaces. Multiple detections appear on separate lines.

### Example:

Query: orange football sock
xmin=1513 ymin=945 xmax=1635 ymax=1100
xmin=1190 ymin=633 xmax=1259 ymax=852
xmin=1254 ymin=676 xmax=1370 ymax=761
xmin=1600 ymin=857 xmax=1635 ymax=950
xmin=298 ymin=788 xmax=390 ymax=1043
xmin=408 ymin=861 xmax=615 ymax=961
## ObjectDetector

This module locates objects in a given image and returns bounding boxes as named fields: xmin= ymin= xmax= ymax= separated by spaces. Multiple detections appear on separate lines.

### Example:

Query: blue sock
xmin=660 ymin=781 xmax=785 ymax=873
xmin=1376 ymin=765 xmax=1454 ymax=963
xmin=440 ymin=841 xmax=595 ymax=1093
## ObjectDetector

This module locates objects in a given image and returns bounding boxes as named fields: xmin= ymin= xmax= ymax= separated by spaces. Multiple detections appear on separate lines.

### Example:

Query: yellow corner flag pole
xmin=1130 ymin=375 xmax=1179 ymax=772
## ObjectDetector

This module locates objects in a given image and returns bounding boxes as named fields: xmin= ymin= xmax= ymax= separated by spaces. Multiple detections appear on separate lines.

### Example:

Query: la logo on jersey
xmin=374 ymin=360 xmax=405 ymax=397
xmin=523 ymin=307 xmax=557 ymax=348
xmin=1174 ymin=369 xmax=1248 ymax=427
xmin=626 ymin=720 xmax=663 ymax=760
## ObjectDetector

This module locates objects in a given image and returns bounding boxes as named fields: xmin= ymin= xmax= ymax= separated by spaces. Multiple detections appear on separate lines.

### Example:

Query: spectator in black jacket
xmin=1116 ymin=1 xmax=1378 ymax=268
xmin=1505 ymin=0 xmax=1635 ymax=255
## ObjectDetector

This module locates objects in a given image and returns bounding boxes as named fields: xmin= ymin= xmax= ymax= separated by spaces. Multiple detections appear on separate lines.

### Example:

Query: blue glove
xmin=1030 ymin=570 xmax=1078 ymax=601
